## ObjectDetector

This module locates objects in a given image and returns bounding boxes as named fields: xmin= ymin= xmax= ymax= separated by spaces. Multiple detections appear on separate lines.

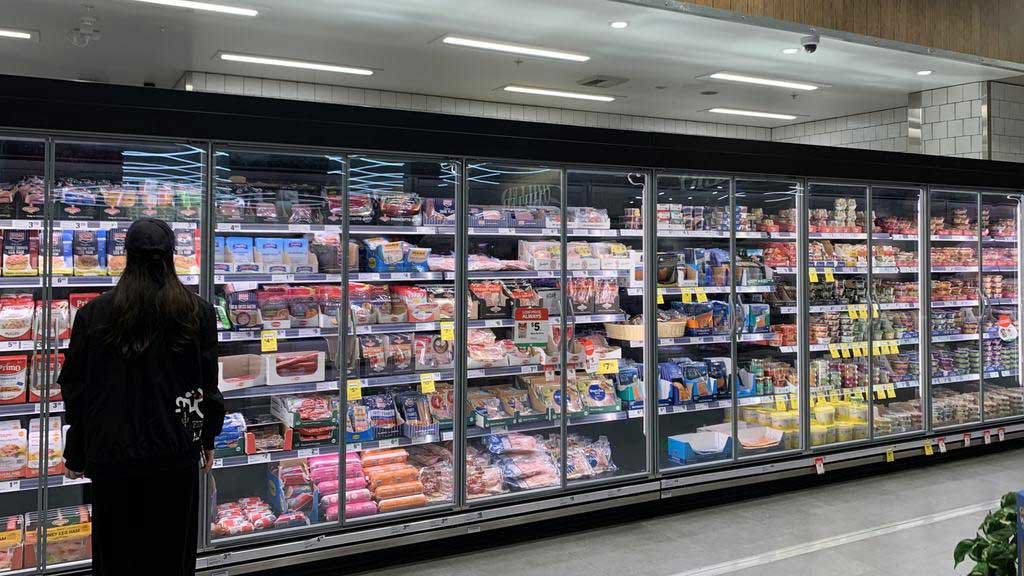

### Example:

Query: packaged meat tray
xmin=218 ymin=354 xmax=266 ymax=392
xmin=271 ymin=394 xmax=338 ymax=428
xmin=24 ymin=505 xmax=92 ymax=568
xmin=263 ymin=350 xmax=326 ymax=385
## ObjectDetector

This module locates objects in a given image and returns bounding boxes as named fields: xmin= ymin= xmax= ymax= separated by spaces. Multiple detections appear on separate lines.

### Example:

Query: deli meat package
xmin=0 ymin=296 xmax=33 ymax=342
xmin=0 ymin=355 xmax=27 ymax=405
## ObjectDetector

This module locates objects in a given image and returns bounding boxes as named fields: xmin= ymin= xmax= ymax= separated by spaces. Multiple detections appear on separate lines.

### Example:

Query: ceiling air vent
xmin=577 ymin=75 xmax=628 ymax=89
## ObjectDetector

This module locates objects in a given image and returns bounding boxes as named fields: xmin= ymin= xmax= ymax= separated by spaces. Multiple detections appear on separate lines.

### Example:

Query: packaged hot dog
xmin=377 ymin=493 xmax=427 ymax=513
xmin=373 ymin=480 xmax=424 ymax=501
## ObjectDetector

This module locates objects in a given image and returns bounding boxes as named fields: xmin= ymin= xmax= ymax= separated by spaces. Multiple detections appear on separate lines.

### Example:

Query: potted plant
xmin=954 ymin=492 xmax=1019 ymax=575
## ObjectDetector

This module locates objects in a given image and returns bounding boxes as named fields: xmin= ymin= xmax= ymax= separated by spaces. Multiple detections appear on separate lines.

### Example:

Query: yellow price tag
xmin=885 ymin=448 xmax=895 ymax=463
xmin=829 ymin=390 xmax=840 ymax=403
xmin=681 ymin=288 xmax=693 ymax=303
xmin=857 ymin=305 xmax=868 ymax=320
xmin=828 ymin=344 xmax=840 ymax=359
xmin=886 ymin=384 xmax=896 ymax=399
xmin=597 ymin=358 xmax=620 ymax=375
xmin=872 ymin=304 xmax=880 ymax=319
xmin=808 ymin=268 xmax=819 ymax=283
xmin=824 ymin=268 xmax=835 ymax=282
xmin=889 ymin=340 xmax=900 ymax=352
xmin=847 ymin=305 xmax=858 ymax=320
xmin=440 ymin=321 xmax=455 ymax=342
xmin=852 ymin=345 xmax=862 ymax=358
xmin=775 ymin=396 xmax=786 ymax=411
xmin=875 ymin=386 xmax=885 ymax=400
xmin=872 ymin=343 xmax=883 ymax=356
xmin=657 ymin=292 xmax=665 ymax=305
xmin=419 ymin=372 xmax=437 ymax=394
xmin=840 ymin=345 xmax=851 ymax=359
xmin=695 ymin=288 xmax=708 ymax=303
xmin=260 ymin=330 xmax=278 ymax=353
xmin=346 ymin=379 xmax=362 ymax=401
xmin=923 ymin=440 xmax=934 ymax=456
xmin=790 ymin=394 xmax=799 ymax=410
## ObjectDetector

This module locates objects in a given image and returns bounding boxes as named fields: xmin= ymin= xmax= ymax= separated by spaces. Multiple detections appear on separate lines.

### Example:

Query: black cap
xmin=126 ymin=218 xmax=175 ymax=255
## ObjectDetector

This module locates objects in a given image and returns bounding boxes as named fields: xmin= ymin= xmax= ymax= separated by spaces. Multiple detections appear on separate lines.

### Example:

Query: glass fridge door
xmin=564 ymin=169 xmax=646 ymax=484
xmin=46 ymin=139 xmax=207 ymax=568
xmin=0 ymin=137 xmax=47 ymax=574
xmin=928 ymin=189 xmax=982 ymax=429
xmin=806 ymin=183 xmax=871 ymax=448
xmin=870 ymin=186 xmax=924 ymax=439
xmin=980 ymin=192 xmax=1022 ymax=422
xmin=654 ymin=174 xmax=733 ymax=472
xmin=343 ymin=154 xmax=458 ymax=523
xmin=210 ymin=148 xmax=342 ymax=542
xmin=734 ymin=178 xmax=801 ymax=457
xmin=464 ymin=162 xmax=564 ymax=502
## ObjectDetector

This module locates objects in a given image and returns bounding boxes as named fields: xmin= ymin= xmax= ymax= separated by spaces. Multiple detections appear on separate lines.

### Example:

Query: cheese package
xmin=0 ymin=355 xmax=27 ymax=405
xmin=0 ymin=297 xmax=33 ymax=342
xmin=50 ymin=231 xmax=74 ymax=276
xmin=174 ymin=229 xmax=199 ymax=275
xmin=284 ymin=238 xmax=316 ymax=274
xmin=2 ymin=231 xmax=38 ymax=277
xmin=72 ymin=230 xmax=106 ymax=276
xmin=225 ymin=236 xmax=258 ymax=273
xmin=0 ymin=426 xmax=27 ymax=480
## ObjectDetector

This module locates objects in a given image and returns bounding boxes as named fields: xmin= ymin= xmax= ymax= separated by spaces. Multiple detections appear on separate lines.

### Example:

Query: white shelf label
xmin=316 ymin=382 xmax=336 ymax=392
xmin=50 ymin=401 xmax=64 ymax=412
xmin=348 ymin=443 xmax=363 ymax=452
xmin=490 ymin=425 xmax=508 ymax=433
xmin=0 ymin=481 xmax=18 ymax=493
xmin=247 ymin=453 xmax=271 ymax=464
xmin=270 ymin=275 xmax=290 ymax=283
xmin=63 ymin=477 xmax=90 ymax=485
xmin=296 ymin=448 xmax=319 ymax=458
xmin=378 ymin=438 xmax=399 ymax=448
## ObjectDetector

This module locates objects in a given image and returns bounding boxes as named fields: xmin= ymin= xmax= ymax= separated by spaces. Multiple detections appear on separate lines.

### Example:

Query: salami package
xmin=105 ymin=229 xmax=127 ymax=276
xmin=3 ymin=231 xmax=38 ymax=277
xmin=173 ymin=229 xmax=199 ymax=275
xmin=175 ymin=184 xmax=202 ymax=222
xmin=16 ymin=176 xmax=44 ymax=219
xmin=226 ymin=286 xmax=261 ymax=329
xmin=51 ymin=231 xmax=74 ymax=276
xmin=57 ymin=181 xmax=99 ymax=220
xmin=138 ymin=182 xmax=175 ymax=222
xmin=99 ymin=185 xmax=136 ymax=221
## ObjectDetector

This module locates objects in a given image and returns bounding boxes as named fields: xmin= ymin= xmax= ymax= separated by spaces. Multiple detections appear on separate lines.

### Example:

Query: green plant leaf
xmin=968 ymin=561 xmax=990 ymax=576
xmin=955 ymin=539 xmax=976 ymax=566
xmin=1001 ymin=492 xmax=1017 ymax=510
xmin=970 ymin=539 xmax=990 ymax=561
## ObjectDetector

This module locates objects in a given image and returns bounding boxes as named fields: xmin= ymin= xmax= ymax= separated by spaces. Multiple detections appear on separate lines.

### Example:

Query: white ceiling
xmin=0 ymin=0 xmax=1017 ymax=126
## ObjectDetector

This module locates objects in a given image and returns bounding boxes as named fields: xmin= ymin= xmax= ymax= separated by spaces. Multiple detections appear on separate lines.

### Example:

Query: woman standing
xmin=59 ymin=218 xmax=225 ymax=575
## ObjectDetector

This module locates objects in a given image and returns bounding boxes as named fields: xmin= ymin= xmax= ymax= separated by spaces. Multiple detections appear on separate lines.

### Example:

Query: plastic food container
xmin=835 ymin=421 xmax=854 ymax=442
xmin=810 ymin=424 xmax=828 ymax=446
xmin=852 ymin=421 xmax=869 ymax=439
xmin=813 ymin=405 xmax=835 ymax=425
xmin=849 ymin=403 xmax=868 ymax=422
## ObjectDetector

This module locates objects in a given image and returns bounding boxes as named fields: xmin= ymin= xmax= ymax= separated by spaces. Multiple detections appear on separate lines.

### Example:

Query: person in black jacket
xmin=59 ymin=218 xmax=225 ymax=575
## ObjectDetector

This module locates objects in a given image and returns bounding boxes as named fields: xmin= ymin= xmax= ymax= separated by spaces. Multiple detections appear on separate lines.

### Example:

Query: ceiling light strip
xmin=219 ymin=53 xmax=373 ymax=76
xmin=131 ymin=0 xmax=258 ymax=17
xmin=0 ymin=29 xmax=32 ymax=40
xmin=443 ymin=36 xmax=589 ymax=62
xmin=708 ymin=108 xmax=796 ymax=120
xmin=708 ymin=72 xmax=819 ymax=91
xmin=504 ymin=85 xmax=614 ymax=102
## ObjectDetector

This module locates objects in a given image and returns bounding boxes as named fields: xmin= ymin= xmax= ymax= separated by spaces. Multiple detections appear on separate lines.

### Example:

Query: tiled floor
xmin=353 ymin=448 xmax=1024 ymax=576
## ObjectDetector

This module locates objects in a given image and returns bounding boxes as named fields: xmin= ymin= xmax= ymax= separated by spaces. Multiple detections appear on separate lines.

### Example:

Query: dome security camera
xmin=801 ymin=31 xmax=820 ymax=53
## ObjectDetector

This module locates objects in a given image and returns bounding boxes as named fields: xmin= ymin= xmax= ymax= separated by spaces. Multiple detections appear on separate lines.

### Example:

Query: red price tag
xmin=814 ymin=456 xmax=825 ymax=475
xmin=998 ymin=428 xmax=1005 ymax=442
xmin=963 ymin=433 xmax=971 ymax=447
xmin=983 ymin=430 xmax=992 ymax=445
xmin=937 ymin=437 xmax=947 ymax=453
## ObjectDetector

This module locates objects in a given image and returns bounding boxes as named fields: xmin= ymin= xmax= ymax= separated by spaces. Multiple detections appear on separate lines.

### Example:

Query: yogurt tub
xmin=835 ymin=421 xmax=854 ymax=442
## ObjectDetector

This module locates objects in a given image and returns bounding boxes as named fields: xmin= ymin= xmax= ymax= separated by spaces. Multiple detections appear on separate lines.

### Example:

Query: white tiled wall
xmin=771 ymin=108 xmax=909 ymax=152
xmin=180 ymin=71 xmax=772 ymax=141
xmin=916 ymin=82 xmax=986 ymax=159
xmin=990 ymin=82 xmax=1024 ymax=163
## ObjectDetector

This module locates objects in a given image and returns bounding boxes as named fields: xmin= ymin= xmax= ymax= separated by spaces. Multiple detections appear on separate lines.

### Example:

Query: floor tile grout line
xmin=666 ymin=500 xmax=999 ymax=576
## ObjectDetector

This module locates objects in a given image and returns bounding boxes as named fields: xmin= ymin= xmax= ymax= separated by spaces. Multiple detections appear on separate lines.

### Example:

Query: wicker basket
xmin=604 ymin=321 xmax=689 ymax=340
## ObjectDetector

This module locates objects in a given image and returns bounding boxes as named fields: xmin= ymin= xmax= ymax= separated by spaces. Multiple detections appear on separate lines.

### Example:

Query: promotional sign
xmin=513 ymin=307 xmax=550 ymax=347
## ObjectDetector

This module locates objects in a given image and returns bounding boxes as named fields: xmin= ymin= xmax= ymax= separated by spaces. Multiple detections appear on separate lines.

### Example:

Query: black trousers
xmin=90 ymin=460 xmax=199 ymax=575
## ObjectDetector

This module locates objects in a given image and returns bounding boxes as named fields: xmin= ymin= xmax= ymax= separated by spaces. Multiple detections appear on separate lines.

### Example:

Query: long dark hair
xmin=105 ymin=249 xmax=201 ymax=358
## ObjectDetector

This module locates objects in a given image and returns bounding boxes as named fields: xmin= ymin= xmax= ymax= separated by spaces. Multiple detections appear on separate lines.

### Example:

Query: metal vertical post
xmin=558 ymin=168 xmax=569 ymax=490
xmin=643 ymin=171 xmax=659 ymax=477
xmin=865 ymin=187 xmax=874 ymax=441
xmin=338 ymin=153 xmax=351 ymax=526
xmin=1017 ymin=195 xmax=1023 ymax=408
xmin=453 ymin=159 xmax=467 ymax=510
xmin=728 ymin=178 xmax=738 ymax=461
xmin=798 ymin=179 xmax=810 ymax=452
xmin=978 ymin=192 xmax=986 ymax=424
xmin=454 ymin=158 xmax=468 ymax=510
xmin=922 ymin=187 xmax=933 ymax=433
xmin=37 ymin=137 xmax=55 ymax=573
xmin=198 ymin=142 xmax=217 ymax=550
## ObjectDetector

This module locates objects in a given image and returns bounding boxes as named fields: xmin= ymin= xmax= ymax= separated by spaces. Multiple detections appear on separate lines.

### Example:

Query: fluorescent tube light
xmin=708 ymin=108 xmax=797 ymax=120
xmin=781 ymin=48 xmax=799 ymax=55
xmin=917 ymin=70 xmax=933 ymax=76
xmin=609 ymin=21 xmax=629 ymax=29
xmin=130 ymin=0 xmax=258 ymax=16
xmin=0 ymin=29 xmax=32 ymax=40
xmin=708 ymin=72 xmax=819 ymax=91
xmin=443 ymin=35 xmax=589 ymax=62
xmin=219 ymin=53 xmax=373 ymax=76
xmin=504 ymin=85 xmax=613 ymax=102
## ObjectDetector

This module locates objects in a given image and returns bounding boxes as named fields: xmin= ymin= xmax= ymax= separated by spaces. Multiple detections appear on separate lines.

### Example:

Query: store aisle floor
xmin=353 ymin=448 xmax=1024 ymax=576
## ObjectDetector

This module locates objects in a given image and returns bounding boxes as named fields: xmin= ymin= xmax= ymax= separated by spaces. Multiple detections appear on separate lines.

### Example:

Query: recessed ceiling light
xmin=0 ymin=28 xmax=32 ymax=40
xmin=609 ymin=21 xmax=629 ymax=29
xmin=442 ymin=35 xmax=589 ymax=62
xmin=129 ymin=0 xmax=258 ymax=16
xmin=917 ymin=70 xmax=933 ymax=76
xmin=782 ymin=48 xmax=799 ymax=55
xmin=706 ymin=72 xmax=819 ymax=91
xmin=504 ymin=85 xmax=614 ymax=102
xmin=707 ymin=108 xmax=797 ymax=120
xmin=219 ymin=53 xmax=374 ymax=76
